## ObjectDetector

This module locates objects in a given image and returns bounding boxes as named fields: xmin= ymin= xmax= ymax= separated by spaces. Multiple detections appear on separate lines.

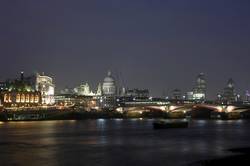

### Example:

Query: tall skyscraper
xmin=222 ymin=78 xmax=236 ymax=103
xmin=193 ymin=73 xmax=206 ymax=100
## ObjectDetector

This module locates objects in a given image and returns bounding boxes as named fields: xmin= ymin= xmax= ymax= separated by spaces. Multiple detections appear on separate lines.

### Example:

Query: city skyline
xmin=0 ymin=70 xmax=246 ymax=101
xmin=1 ymin=0 xmax=250 ymax=98
xmin=1 ymin=2 xmax=250 ymax=165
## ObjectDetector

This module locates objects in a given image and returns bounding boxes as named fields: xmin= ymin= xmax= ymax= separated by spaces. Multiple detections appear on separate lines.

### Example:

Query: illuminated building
xmin=184 ymin=73 xmax=206 ymax=101
xmin=0 ymin=72 xmax=41 ymax=107
xmin=74 ymin=83 xmax=90 ymax=96
xmin=222 ymin=78 xmax=237 ymax=103
xmin=192 ymin=73 xmax=206 ymax=100
xmin=102 ymin=71 xmax=116 ymax=96
xmin=186 ymin=91 xmax=194 ymax=101
xmin=100 ymin=71 xmax=117 ymax=109
xmin=54 ymin=94 xmax=83 ymax=107
xmin=1 ymin=91 xmax=41 ymax=107
xmin=74 ymin=83 xmax=96 ymax=96
xmin=35 ymin=73 xmax=55 ymax=105
xmin=54 ymin=94 xmax=99 ymax=110
xmin=72 ymin=82 xmax=102 ymax=97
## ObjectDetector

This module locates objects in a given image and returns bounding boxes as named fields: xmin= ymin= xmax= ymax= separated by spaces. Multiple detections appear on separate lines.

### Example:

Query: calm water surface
xmin=0 ymin=119 xmax=250 ymax=166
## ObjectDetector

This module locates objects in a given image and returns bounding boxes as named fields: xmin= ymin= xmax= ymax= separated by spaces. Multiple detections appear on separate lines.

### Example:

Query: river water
xmin=0 ymin=119 xmax=250 ymax=166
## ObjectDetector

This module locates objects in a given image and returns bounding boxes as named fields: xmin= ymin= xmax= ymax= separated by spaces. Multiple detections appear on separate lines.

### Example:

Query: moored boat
xmin=153 ymin=120 xmax=188 ymax=129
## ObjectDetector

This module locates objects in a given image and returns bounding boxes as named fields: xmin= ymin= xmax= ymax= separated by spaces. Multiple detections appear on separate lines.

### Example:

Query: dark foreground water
xmin=0 ymin=119 xmax=250 ymax=166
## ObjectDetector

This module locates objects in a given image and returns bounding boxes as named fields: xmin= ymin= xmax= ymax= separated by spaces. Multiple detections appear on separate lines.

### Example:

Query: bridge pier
xmin=168 ymin=112 xmax=185 ymax=119
xmin=221 ymin=112 xmax=241 ymax=120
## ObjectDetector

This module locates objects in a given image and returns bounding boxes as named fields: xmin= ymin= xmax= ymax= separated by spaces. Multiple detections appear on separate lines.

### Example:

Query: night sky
xmin=1 ymin=0 xmax=250 ymax=99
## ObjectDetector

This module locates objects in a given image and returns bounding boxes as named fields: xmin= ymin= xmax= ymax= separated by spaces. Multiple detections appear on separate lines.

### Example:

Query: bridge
xmin=117 ymin=100 xmax=250 ymax=119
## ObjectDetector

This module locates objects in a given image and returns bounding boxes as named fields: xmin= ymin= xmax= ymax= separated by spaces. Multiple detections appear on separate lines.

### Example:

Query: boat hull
xmin=153 ymin=121 xmax=188 ymax=129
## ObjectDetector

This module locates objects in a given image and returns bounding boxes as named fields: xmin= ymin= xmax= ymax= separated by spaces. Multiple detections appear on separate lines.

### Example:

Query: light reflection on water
xmin=0 ymin=119 xmax=250 ymax=166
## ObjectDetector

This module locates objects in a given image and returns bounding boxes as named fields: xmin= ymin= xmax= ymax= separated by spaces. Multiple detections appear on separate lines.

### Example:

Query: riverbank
xmin=190 ymin=148 xmax=250 ymax=166
xmin=1 ymin=109 xmax=249 ymax=121
xmin=0 ymin=110 xmax=169 ymax=121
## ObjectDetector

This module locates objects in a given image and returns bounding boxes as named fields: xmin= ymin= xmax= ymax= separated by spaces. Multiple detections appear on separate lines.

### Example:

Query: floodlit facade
xmin=0 ymin=72 xmax=41 ymax=107
xmin=102 ymin=71 xmax=116 ymax=96
xmin=73 ymin=83 xmax=102 ymax=96
xmin=1 ymin=91 xmax=41 ymax=107
xmin=100 ymin=71 xmax=117 ymax=109
xmin=35 ymin=73 xmax=55 ymax=105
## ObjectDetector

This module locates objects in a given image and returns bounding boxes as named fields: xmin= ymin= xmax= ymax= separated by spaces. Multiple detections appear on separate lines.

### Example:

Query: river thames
xmin=0 ymin=119 xmax=250 ymax=166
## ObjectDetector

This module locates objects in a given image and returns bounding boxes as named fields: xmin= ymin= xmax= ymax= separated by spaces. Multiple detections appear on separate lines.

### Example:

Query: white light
xmin=227 ymin=106 xmax=235 ymax=112
xmin=169 ymin=106 xmax=176 ymax=111
xmin=216 ymin=106 xmax=223 ymax=112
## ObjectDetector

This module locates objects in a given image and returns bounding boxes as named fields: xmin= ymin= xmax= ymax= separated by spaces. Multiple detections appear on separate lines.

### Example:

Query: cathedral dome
xmin=103 ymin=71 xmax=115 ymax=83
xmin=102 ymin=71 xmax=116 ymax=96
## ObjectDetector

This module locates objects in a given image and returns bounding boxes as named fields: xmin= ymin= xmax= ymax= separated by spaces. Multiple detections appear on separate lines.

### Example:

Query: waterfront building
xmin=0 ymin=72 xmax=55 ymax=107
xmin=0 ymin=72 xmax=41 ymax=107
xmin=1 ymin=91 xmax=41 ymax=107
xmin=55 ymin=94 xmax=99 ymax=111
xmin=35 ymin=73 xmax=55 ymax=105
xmin=55 ymin=94 xmax=84 ymax=107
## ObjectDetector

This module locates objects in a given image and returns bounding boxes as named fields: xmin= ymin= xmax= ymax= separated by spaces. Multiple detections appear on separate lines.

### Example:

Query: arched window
xmin=30 ymin=94 xmax=34 ymax=103
xmin=34 ymin=95 xmax=39 ymax=103
xmin=8 ymin=94 xmax=12 ymax=103
xmin=4 ymin=94 xmax=8 ymax=103
xmin=16 ymin=94 xmax=20 ymax=103
xmin=25 ymin=94 xmax=30 ymax=103
xmin=21 ymin=94 xmax=25 ymax=103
